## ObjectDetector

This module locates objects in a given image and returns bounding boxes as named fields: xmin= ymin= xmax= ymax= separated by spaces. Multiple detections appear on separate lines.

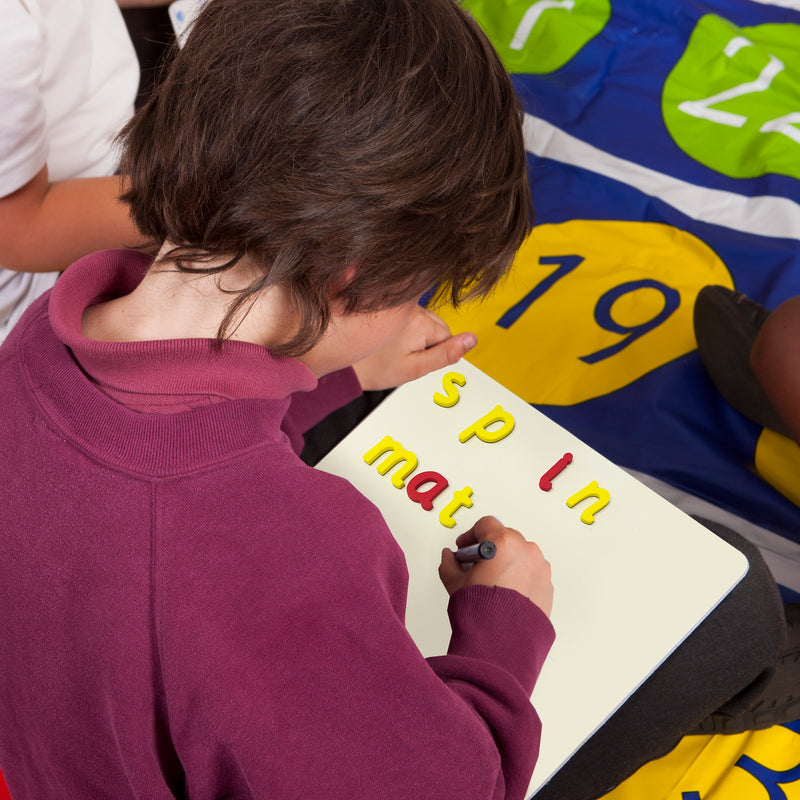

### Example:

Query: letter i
xmin=539 ymin=453 xmax=573 ymax=491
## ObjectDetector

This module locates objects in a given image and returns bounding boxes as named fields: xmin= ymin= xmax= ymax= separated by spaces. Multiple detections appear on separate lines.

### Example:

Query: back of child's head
xmin=121 ymin=0 xmax=532 ymax=355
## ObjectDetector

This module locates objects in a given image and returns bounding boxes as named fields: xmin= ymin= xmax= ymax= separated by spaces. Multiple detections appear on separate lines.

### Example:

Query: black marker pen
xmin=454 ymin=540 xmax=497 ymax=563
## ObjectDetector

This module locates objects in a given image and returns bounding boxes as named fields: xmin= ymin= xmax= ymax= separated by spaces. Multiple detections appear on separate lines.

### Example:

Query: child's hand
xmin=438 ymin=516 xmax=554 ymax=617
xmin=353 ymin=306 xmax=477 ymax=391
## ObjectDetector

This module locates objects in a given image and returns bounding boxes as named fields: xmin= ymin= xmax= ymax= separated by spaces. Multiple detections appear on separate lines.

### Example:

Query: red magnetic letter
xmin=539 ymin=453 xmax=573 ymax=491
xmin=407 ymin=471 xmax=450 ymax=511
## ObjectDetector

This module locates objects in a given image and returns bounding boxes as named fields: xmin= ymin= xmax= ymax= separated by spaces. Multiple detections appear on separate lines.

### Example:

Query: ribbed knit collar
xmin=50 ymin=249 xmax=318 ymax=408
xmin=17 ymin=249 xmax=319 ymax=476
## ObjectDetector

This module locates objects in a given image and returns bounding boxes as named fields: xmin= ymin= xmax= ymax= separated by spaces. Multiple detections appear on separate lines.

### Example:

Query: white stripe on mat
xmin=747 ymin=0 xmax=800 ymax=9
xmin=523 ymin=114 xmax=800 ymax=240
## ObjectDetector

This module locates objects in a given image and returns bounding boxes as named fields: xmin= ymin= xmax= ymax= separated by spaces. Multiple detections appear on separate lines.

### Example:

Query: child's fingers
xmin=456 ymin=515 xmax=503 ymax=547
xmin=438 ymin=548 xmax=468 ymax=595
xmin=418 ymin=306 xmax=453 ymax=345
xmin=411 ymin=331 xmax=477 ymax=380
xmin=454 ymin=529 xmax=478 ymax=548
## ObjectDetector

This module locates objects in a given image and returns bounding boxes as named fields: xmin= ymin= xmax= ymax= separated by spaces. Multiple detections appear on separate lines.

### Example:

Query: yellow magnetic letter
xmin=363 ymin=435 xmax=419 ymax=489
xmin=566 ymin=480 xmax=610 ymax=525
xmin=433 ymin=371 xmax=466 ymax=408
xmin=438 ymin=486 xmax=474 ymax=528
xmin=458 ymin=405 xmax=515 ymax=444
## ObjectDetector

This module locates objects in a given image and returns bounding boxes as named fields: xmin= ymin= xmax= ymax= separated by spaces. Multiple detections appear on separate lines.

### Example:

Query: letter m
xmin=363 ymin=435 xmax=419 ymax=489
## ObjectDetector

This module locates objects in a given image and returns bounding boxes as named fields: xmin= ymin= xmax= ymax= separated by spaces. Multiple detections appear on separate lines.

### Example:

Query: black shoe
xmin=693 ymin=285 xmax=791 ymax=438
xmin=688 ymin=603 xmax=800 ymax=735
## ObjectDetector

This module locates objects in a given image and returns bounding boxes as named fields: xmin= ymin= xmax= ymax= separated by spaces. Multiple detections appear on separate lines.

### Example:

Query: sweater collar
xmin=16 ymin=250 xmax=318 ymax=475
xmin=49 ymin=249 xmax=318 ymax=407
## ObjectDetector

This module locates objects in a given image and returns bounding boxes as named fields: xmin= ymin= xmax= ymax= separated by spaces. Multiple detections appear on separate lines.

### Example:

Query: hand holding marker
xmin=454 ymin=540 xmax=497 ymax=563
xmin=439 ymin=516 xmax=554 ymax=617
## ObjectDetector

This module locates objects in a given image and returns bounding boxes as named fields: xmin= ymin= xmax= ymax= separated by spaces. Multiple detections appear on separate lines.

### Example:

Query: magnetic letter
xmin=406 ymin=471 xmax=449 ymax=511
xmin=438 ymin=486 xmax=474 ymax=528
xmin=363 ymin=435 xmax=419 ymax=489
xmin=458 ymin=405 xmax=515 ymax=444
xmin=566 ymin=481 xmax=610 ymax=525
xmin=433 ymin=371 xmax=466 ymax=408
xmin=539 ymin=453 xmax=573 ymax=491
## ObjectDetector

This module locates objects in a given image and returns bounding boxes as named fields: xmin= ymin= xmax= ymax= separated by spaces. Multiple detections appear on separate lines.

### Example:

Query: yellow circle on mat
xmin=600 ymin=725 xmax=800 ymax=799
xmin=755 ymin=428 xmax=800 ymax=508
xmin=435 ymin=220 xmax=734 ymax=405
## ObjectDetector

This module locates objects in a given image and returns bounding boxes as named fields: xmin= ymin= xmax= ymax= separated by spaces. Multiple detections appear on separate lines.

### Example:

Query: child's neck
xmin=81 ymin=245 xmax=292 ymax=348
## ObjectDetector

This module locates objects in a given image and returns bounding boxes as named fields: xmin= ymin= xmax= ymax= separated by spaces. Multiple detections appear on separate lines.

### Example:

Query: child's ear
xmin=331 ymin=264 xmax=358 ymax=297
xmin=341 ymin=264 xmax=357 ymax=285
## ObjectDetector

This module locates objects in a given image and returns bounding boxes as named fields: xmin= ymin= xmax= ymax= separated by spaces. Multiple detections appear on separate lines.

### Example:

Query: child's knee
xmin=750 ymin=296 xmax=800 ymax=389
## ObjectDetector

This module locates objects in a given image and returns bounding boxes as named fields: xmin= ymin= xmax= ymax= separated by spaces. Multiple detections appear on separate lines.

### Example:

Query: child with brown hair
xmin=0 ymin=1 xmax=555 ymax=798
xmin=0 ymin=1 xmax=790 ymax=799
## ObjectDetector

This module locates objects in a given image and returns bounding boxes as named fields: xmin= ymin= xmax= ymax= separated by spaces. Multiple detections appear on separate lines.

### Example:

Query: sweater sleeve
xmin=428 ymin=585 xmax=555 ymax=800
xmin=445 ymin=585 xmax=553 ymax=695
xmin=161 ymin=469 xmax=556 ymax=800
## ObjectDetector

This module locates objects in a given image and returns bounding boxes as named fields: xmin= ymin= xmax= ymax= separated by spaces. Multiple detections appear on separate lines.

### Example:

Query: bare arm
xmin=0 ymin=166 xmax=148 ymax=273
xmin=116 ymin=0 xmax=171 ymax=7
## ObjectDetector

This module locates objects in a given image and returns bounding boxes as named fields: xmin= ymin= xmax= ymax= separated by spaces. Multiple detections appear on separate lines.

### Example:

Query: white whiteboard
xmin=318 ymin=360 xmax=747 ymax=797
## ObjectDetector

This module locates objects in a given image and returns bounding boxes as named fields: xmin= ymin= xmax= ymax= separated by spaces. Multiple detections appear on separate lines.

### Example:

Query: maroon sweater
xmin=0 ymin=250 xmax=554 ymax=800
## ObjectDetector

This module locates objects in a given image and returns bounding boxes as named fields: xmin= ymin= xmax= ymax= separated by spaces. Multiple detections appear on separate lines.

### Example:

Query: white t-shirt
xmin=0 ymin=0 xmax=139 ymax=339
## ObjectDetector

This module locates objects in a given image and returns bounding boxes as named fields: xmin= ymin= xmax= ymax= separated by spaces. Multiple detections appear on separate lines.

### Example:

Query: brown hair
xmin=120 ymin=0 xmax=532 ymax=355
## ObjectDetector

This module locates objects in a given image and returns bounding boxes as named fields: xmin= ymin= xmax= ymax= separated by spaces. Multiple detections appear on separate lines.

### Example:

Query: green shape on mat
xmin=462 ymin=0 xmax=610 ymax=74
xmin=663 ymin=14 xmax=800 ymax=180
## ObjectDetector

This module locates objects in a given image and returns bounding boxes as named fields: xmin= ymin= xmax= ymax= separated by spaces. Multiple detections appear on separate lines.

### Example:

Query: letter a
xmin=407 ymin=471 xmax=449 ymax=511
xmin=458 ymin=405 xmax=515 ymax=444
